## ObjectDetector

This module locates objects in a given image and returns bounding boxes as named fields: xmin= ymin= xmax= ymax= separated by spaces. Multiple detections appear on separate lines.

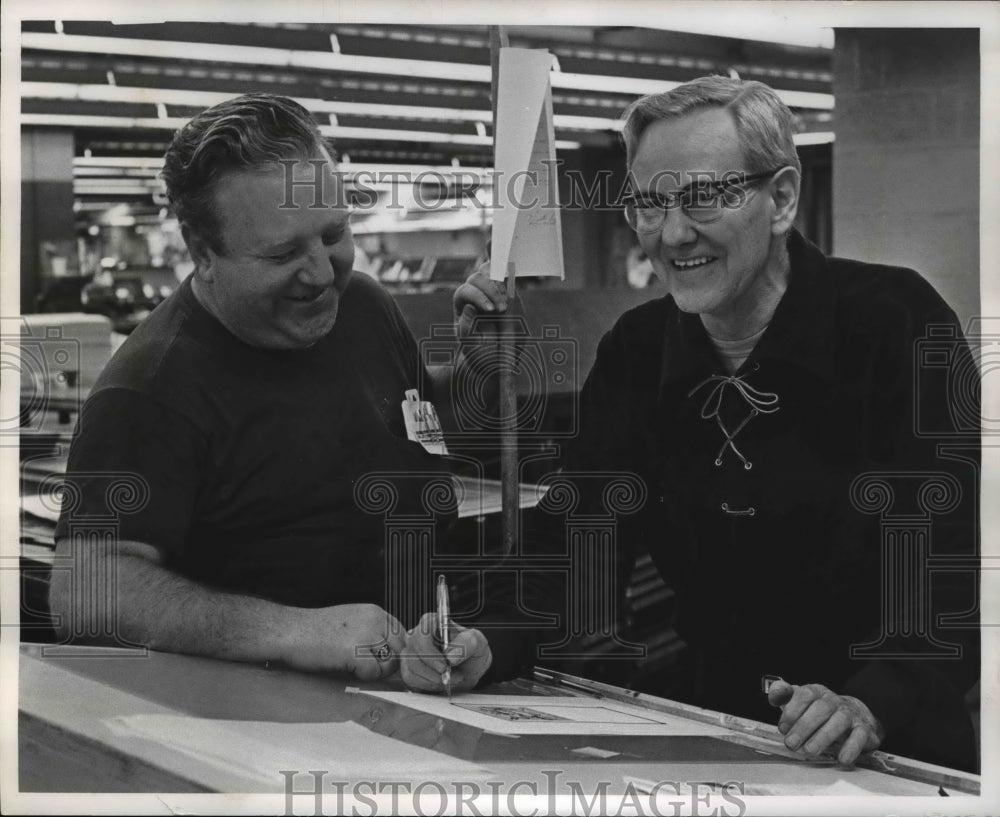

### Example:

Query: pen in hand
xmin=437 ymin=575 xmax=452 ymax=701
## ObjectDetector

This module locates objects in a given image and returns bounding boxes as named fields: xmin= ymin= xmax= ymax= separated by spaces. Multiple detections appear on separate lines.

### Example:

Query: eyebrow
xmin=254 ymin=213 xmax=350 ymax=256
xmin=255 ymin=239 xmax=298 ymax=258
xmin=627 ymin=177 xmax=733 ymax=204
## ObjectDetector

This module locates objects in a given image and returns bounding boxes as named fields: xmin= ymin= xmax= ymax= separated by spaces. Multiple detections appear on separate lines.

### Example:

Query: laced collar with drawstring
xmin=686 ymin=368 xmax=780 ymax=469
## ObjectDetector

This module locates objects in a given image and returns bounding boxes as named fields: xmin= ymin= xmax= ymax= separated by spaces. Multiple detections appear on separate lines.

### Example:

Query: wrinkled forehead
xmin=628 ymin=109 xmax=747 ymax=193
xmin=210 ymin=150 xmax=349 ymax=239
xmin=217 ymin=150 xmax=345 ymax=206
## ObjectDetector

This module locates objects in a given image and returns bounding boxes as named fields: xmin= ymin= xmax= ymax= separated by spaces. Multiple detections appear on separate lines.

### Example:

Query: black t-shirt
xmin=56 ymin=273 xmax=453 ymax=612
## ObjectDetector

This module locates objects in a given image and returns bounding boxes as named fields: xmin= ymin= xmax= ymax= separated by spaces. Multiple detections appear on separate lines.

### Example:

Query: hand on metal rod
xmin=767 ymin=679 xmax=884 ymax=767
xmin=453 ymin=261 xmax=513 ymax=340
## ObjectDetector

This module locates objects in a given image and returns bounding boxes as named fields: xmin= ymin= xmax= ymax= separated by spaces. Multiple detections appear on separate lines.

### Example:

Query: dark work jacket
xmin=488 ymin=230 xmax=980 ymax=771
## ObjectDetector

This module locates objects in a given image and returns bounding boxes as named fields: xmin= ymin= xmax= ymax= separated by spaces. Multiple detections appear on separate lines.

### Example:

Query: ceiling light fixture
xmin=20 ymin=32 xmax=834 ymax=110
xmin=793 ymin=131 xmax=835 ymax=146
xmin=22 ymin=82 xmax=626 ymax=131
xmin=21 ymin=113 xmax=582 ymax=149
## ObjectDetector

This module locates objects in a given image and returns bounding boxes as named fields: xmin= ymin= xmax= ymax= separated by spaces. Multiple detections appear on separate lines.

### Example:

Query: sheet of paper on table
xmin=104 ymin=715 xmax=492 ymax=792
xmin=355 ymin=691 xmax=732 ymax=736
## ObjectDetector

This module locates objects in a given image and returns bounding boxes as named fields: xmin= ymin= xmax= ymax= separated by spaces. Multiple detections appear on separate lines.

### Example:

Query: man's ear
xmin=769 ymin=166 xmax=800 ymax=237
xmin=182 ymin=224 xmax=216 ymax=282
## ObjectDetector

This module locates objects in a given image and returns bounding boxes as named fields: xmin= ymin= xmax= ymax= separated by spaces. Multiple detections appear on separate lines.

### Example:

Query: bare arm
xmin=49 ymin=537 xmax=405 ymax=680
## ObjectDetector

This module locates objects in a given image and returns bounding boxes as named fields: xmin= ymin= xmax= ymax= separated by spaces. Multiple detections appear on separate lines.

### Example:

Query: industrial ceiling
xmin=19 ymin=21 xmax=834 ymax=216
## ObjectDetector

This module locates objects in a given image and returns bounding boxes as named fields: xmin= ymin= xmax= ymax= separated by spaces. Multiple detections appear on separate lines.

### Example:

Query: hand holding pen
xmin=397 ymin=581 xmax=494 ymax=695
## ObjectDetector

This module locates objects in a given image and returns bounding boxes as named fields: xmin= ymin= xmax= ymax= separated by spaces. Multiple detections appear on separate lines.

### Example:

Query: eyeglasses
xmin=622 ymin=168 xmax=785 ymax=234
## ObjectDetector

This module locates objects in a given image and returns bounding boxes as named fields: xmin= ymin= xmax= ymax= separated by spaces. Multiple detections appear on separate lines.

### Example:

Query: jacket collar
xmin=658 ymin=229 xmax=837 ymax=394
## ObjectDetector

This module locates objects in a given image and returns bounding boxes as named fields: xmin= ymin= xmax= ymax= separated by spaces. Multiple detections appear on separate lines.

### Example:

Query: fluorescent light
xmin=73 ymin=166 xmax=162 ymax=177
xmin=75 ymin=186 xmax=163 ymax=194
xmin=775 ymin=91 xmax=834 ymax=111
xmin=558 ymin=70 xmax=834 ymax=109
xmin=319 ymin=124 xmax=579 ymax=150
xmin=23 ymin=113 xmax=191 ymax=129
xmin=73 ymin=157 xmax=497 ymax=182
xmin=20 ymin=32 xmax=492 ymax=78
xmin=793 ymin=131 xmax=835 ymax=146
xmin=22 ymin=113 xmax=581 ymax=150
xmin=353 ymin=213 xmax=491 ymax=235
xmin=340 ymin=163 xmax=493 ymax=179
xmin=74 ymin=175 xmax=161 ymax=183
xmin=552 ymin=72 xmax=676 ymax=97
xmin=24 ymin=81 xmax=230 ymax=110
xmin=74 ymin=156 xmax=165 ymax=168
xmin=642 ymin=21 xmax=833 ymax=50
xmin=325 ymin=124 xmax=485 ymax=145
xmin=556 ymin=114 xmax=622 ymax=132
xmin=73 ymin=186 xmax=157 ymax=196
xmin=74 ymin=200 xmax=127 ymax=210
xmin=23 ymin=82 xmax=627 ymax=131
xmin=20 ymin=32 xmax=834 ymax=110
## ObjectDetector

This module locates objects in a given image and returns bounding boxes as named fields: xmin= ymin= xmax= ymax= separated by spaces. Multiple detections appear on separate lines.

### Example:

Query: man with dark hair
xmin=454 ymin=75 xmax=980 ymax=771
xmin=50 ymin=94 xmax=495 ymax=687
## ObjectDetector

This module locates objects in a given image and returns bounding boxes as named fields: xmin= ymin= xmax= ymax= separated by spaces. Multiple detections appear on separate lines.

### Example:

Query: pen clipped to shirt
xmin=437 ymin=575 xmax=452 ymax=700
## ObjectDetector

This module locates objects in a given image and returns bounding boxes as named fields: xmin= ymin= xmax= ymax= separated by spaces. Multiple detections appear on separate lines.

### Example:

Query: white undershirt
xmin=706 ymin=324 xmax=769 ymax=375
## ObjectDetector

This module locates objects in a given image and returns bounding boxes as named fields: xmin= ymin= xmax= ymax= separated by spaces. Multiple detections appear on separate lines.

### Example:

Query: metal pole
xmin=489 ymin=26 xmax=518 ymax=556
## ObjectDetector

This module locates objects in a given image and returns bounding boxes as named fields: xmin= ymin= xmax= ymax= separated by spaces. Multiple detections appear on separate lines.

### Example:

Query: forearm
xmin=50 ymin=539 xmax=305 ymax=667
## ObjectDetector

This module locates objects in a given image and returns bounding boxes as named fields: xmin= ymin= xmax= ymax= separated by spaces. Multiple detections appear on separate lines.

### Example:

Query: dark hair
xmin=621 ymin=75 xmax=801 ymax=176
xmin=161 ymin=93 xmax=332 ymax=251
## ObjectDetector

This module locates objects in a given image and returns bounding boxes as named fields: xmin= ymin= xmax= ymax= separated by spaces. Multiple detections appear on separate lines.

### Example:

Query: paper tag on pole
xmin=401 ymin=389 xmax=449 ymax=456
xmin=490 ymin=47 xmax=565 ymax=283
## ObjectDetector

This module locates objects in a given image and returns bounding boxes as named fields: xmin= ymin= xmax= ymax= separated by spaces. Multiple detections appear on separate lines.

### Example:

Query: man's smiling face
xmin=630 ymin=108 xmax=779 ymax=326
xmin=194 ymin=147 xmax=355 ymax=350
